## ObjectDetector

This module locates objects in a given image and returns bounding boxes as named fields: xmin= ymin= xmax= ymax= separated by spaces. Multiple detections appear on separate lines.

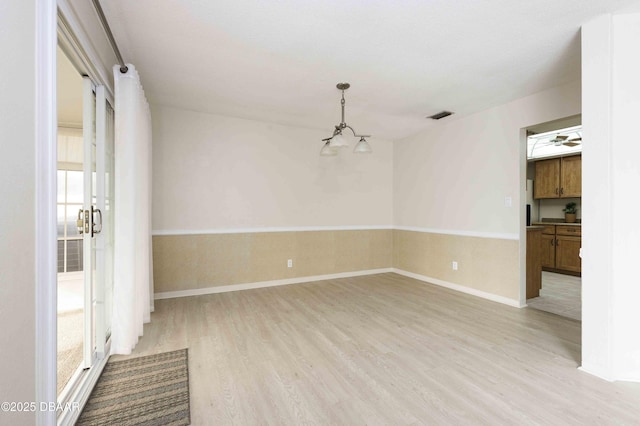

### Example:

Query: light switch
xmin=504 ymin=196 xmax=512 ymax=207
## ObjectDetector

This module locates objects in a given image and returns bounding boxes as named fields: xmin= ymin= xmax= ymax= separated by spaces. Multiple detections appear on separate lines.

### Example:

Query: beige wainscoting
xmin=392 ymin=229 xmax=519 ymax=301
xmin=153 ymin=229 xmax=393 ymax=293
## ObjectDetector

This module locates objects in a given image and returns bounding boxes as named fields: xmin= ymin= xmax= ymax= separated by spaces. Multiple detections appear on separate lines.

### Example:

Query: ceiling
xmin=101 ymin=0 xmax=640 ymax=140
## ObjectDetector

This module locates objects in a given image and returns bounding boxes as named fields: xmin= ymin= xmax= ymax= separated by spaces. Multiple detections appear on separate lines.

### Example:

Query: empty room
xmin=3 ymin=1 xmax=640 ymax=425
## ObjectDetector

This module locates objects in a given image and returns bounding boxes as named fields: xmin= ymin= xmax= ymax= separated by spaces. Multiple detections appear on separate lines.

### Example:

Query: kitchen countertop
xmin=526 ymin=226 xmax=545 ymax=230
xmin=532 ymin=220 xmax=581 ymax=227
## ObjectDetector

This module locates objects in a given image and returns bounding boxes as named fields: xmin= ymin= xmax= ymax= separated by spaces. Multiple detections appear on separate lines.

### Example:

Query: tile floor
xmin=527 ymin=271 xmax=581 ymax=321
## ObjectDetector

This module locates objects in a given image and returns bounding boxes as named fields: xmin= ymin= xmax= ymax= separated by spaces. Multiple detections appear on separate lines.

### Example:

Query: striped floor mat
xmin=77 ymin=349 xmax=190 ymax=425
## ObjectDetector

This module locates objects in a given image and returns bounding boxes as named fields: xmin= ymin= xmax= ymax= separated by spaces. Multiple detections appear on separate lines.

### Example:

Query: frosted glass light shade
xmin=320 ymin=141 xmax=338 ymax=156
xmin=353 ymin=137 xmax=372 ymax=154
xmin=329 ymin=132 xmax=349 ymax=148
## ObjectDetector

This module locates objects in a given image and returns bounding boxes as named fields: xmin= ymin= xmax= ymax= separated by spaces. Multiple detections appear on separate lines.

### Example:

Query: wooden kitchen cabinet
xmin=533 ymin=155 xmax=581 ymax=199
xmin=556 ymin=225 xmax=581 ymax=237
xmin=560 ymin=155 xmax=582 ymax=197
xmin=526 ymin=228 xmax=543 ymax=299
xmin=541 ymin=233 xmax=556 ymax=268
xmin=538 ymin=224 xmax=581 ymax=275
xmin=555 ymin=225 xmax=581 ymax=273
xmin=555 ymin=235 xmax=582 ymax=273
xmin=534 ymin=159 xmax=561 ymax=198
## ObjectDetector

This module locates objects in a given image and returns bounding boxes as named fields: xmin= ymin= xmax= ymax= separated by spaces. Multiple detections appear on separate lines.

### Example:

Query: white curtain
xmin=111 ymin=64 xmax=153 ymax=355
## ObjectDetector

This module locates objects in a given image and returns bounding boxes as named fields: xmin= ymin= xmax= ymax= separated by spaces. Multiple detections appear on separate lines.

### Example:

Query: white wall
xmin=0 ymin=3 xmax=110 ymax=422
xmin=0 ymin=1 xmax=39 ymax=423
xmin=394 ymin=80 xmax=581 ymax=235
xmin=582 ymin=11 xmax=640 ymax=382
xmin=151 ymin=105 xmax=394 ymax=232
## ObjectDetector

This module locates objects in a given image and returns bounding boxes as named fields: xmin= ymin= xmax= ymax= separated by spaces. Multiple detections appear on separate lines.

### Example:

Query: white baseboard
xmin=155 ymin=268 xmax=523 ymax=309
xmin=154 ymin=268 xmax=394 ymax=300
xmin=391 ymin=268 xmax=521 ymax=308
xmin=578 ymin=365 xmax=614 ymax=382
xmin=578 ymin=365 xmax=640 ymax=383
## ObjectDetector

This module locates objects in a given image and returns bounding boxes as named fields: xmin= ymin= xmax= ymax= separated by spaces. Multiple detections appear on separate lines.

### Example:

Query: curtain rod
xmin=91 ymin=0 xmax=128 ymax=74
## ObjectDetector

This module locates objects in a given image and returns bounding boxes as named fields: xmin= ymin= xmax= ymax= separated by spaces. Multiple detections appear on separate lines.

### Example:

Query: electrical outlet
xmin=287 ymin=259 xmax=293 ymax=268
xmin=452 ymin=261 xmax=458 ymax=271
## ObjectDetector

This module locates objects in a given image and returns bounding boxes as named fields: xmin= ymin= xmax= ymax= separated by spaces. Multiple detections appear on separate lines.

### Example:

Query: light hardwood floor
xmin=527 ymin=271 xmax=581 ymax=321
xmin=113 ymin=273 xmax=640 ymax=424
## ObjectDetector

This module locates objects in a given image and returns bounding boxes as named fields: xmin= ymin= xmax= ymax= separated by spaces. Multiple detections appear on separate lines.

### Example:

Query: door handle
xmin=92 ymin=206 xmax=102 ymax=237
xmin=77 ymin=209 xmax=90 ymax=235
xmin=77 ymin=209 xmax=85 ymax=235
xmin=78 ymin=207 xmax=102 ymax=237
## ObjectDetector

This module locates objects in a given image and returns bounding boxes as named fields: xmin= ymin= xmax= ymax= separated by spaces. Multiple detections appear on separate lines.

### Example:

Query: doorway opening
xmin=523 ymin=115 xmax=582 ymax=322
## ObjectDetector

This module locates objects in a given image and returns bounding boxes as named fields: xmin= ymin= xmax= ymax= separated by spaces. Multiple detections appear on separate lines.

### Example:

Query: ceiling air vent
xmin=428 ymin=111 xmax=454 ymax=120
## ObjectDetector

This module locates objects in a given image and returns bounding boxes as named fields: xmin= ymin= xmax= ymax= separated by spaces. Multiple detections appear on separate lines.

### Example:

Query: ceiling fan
xmin=549 ymin=134 xmax=582 ymax=147
xmin=527 ymin=126 xmax=582 ymax=159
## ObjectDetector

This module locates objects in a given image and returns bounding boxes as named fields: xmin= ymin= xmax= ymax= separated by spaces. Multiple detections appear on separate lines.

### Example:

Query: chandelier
xmin=320 ymin=83 xmax=372 ymax=156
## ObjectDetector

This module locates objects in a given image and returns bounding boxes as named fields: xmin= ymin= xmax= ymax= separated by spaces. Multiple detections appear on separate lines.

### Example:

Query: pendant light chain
xmin=340 ymin=91 xmax=346 ymax=127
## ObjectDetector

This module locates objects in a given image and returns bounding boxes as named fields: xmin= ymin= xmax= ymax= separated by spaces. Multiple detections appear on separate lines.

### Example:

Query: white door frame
xmin=35 ymin=1 xmax=58 ymax=424
xmin=95 ymin=85 xmax=108 ymax=358
xmin=52 ymin=3 xmax=117 ymax=423
xmin=82 ymin=77 xmax=96 ymax=369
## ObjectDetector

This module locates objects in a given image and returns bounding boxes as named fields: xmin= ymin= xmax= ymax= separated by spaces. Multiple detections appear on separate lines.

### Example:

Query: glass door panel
xmin=56 ymin=48 xmax=86 ymax=393
xmin=57 ymin=44 xmax=113 ymax=399
xmin=82 ymin=77 xmax=97 ymax=368
xmin=95 ymin=86 xmax=113 ymax=356
xmin=57 ymin=167 xmax=85 ymax=395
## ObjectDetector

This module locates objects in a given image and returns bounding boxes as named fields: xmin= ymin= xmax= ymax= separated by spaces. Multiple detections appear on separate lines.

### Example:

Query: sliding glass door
xmin=56 ymin=45 xmax=88 ymax=395
xmin=78 ymin=77 xmax=115 ymax=371
xmin=57 ymin=45 xmax=114 ymax=401
xmin=80 ymin=79 xmax=115 ymax=365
